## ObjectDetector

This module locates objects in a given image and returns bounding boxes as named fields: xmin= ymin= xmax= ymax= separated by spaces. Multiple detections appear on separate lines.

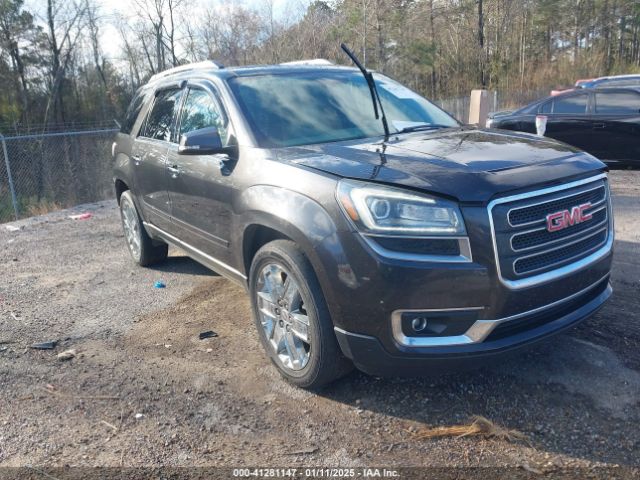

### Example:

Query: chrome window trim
xmin=361 ymin=234 xmax=473 ymax=263
xmin=391 ymin=273 xmax=611 ymax=347
xmin=488 ymin=173 xmax=613 ymax=290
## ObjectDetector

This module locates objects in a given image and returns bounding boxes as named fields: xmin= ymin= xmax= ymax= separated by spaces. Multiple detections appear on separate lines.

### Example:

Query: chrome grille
xmin=513 ymin=229 xmax=607 ymax=275
xmin=511 ymin=207 xmax=608 ymax=252
xmin=490 ymin=176 xmax=611 ymax=287
xmin=508 ymin=185 xmax=606 ymax=226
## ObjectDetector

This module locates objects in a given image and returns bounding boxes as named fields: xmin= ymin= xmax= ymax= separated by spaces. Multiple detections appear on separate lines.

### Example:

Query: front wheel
xmin=119 ymin=190 xmax=168 ymax=266
xmin=249 ymin=240 xmax=352 ymax=389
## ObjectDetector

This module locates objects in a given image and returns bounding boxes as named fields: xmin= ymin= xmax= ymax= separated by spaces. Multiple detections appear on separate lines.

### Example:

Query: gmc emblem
xmin=546 ymin=203 xmax=593 ymax=232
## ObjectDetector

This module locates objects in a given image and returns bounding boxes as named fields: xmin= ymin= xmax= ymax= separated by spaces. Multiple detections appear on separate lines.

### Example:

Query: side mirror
xmin=178 ymin=127 xmax=223 ymax=155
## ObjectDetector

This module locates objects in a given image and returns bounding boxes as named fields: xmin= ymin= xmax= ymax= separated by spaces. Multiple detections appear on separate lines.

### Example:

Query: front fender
xmin=235 ymin=185 xmax=352 ymax=321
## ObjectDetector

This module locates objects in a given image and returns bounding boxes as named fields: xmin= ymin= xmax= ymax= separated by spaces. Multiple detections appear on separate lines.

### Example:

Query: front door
xmin=167 ymin=84 xmax=236 ymax=266
xmin=544 ymin=92 xmax=594 ymax=152
xmin=590 ymin=90 xmax=640 ymax=162
xmin=132 ymin=87 xmax=183 ymax=232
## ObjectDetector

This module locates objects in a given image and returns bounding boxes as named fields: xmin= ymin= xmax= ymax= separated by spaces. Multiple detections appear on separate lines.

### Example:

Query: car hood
xmin=275 ymin=127 xmax=605 ymax=203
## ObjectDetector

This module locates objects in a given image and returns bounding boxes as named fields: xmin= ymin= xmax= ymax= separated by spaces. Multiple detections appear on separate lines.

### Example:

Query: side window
xmin=141 ymin=88 xmax=182 ymax=142
xmin=602 ymin=79 xmax=640 ymax=87
xmin=552 ymin=94 xmax=587 ymax=114
xmin=595 ymin=92 xmax=640 ymax=115
xmin=178 ymin=88 xmax=229 ymax=145
xmin=120 ymin=89 xmax=148 ymax=134
xmin=539 ymin=101 xmax=552 ymax=114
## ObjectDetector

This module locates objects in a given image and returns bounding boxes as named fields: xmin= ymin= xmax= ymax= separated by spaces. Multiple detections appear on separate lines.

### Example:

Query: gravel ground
xmin=0 ymin=170 xmax=639 ymax=472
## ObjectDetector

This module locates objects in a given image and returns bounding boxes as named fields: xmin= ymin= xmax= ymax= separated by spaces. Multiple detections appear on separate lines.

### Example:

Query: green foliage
xmin=404 ymin=40 xmax=435 ymax=72
xmin=0 ymin=0 xmax=639 ymax=128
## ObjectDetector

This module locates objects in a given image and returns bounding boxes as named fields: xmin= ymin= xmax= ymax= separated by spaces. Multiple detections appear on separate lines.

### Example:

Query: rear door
xmin=590 ymin=89 xmax=640 ymax=162
xmin=167 ymin=82 xmax=236 ymax=264
xmin=542 ymin=92 xmax=594 ymax=151
xmin=132 ymin=87 xmax=183 ymax=232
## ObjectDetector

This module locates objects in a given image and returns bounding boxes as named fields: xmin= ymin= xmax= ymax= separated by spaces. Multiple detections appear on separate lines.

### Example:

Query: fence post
xmin=469 ymin=90 xmax=490 ymax=126
xmin=1 ymin=134 xmax=19 ymax=220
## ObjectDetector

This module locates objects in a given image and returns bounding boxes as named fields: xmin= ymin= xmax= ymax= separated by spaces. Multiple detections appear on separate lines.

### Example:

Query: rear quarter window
xmin=595 ymin=92 xmax=640 ymax=115
xmin=120 ymin=89 xmax=150 ymax=134
xmin=598 ymin=78 xmax=640 ymax=88
xmin=552 ymin=94 xmax=588 ymax=114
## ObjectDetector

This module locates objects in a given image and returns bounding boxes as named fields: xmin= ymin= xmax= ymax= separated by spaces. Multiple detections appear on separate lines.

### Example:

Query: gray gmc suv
xmin=113 ymin=60 xmax=613 ymax=388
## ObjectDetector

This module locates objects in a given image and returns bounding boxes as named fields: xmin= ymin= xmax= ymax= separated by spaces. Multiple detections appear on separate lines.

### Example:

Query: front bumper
xmin=320 ymin=202 xmax=613 ymax=356
xmin=334 ymin=277 xmax=612 ymax=376
xmin=309 ymin=172 xmax=614 ymax=375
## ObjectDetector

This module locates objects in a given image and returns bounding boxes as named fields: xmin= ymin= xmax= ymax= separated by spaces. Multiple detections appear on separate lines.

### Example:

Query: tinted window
xmin=120 ymin=89 xmax=149 ymax=134
xmin=595 ymin=92 xmax=640 ymax=115
xmin=142 ymin=88 xmax=182 ymax=141
xmin=539 ymin=101 xmax=552 ymax=114
xmin=227 ymin=71 xmax=458 ymax=148
xmin=179 ymin=88 xmax=228 ymax=144
xmin=598 ymin=78 xmax=640 ymax=87
xmin=553 ymin=95 xmax=587 ymax=114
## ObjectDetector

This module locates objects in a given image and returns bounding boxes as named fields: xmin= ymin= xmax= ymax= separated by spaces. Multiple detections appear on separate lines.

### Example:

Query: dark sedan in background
xmin=489 ymin=87 xmax=640 ymax=165
xmin=577 ymin=74 xmax=640 ymax=89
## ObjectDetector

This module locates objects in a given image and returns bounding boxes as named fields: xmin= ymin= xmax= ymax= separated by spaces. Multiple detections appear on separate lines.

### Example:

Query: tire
xmin=249 ymin=240 xmax=352 ymax=389
xmin=119 ymin=190 xmax=168 ymax=266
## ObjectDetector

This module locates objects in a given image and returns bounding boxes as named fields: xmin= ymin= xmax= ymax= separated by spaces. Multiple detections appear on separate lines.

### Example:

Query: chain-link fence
xmin=434 ymin=96 xmax=472 ymax=122
xmin=0 ymin=128 xmax=118 ymax=223
xmin=435 ymin=88 xmax=553 ymax=122
xmin=0 ymin=88 xmax=555 ymax=224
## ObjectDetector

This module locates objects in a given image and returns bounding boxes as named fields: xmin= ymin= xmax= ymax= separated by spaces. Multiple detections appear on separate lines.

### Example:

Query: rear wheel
xmin=249 ymin=240 xmax=352 ymax=389
xmin=119 ymin=190 xmax=168 ymax=266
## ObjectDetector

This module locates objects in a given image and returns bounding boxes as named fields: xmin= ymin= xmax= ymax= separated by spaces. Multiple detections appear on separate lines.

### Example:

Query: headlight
xmin=337 ymin=180 xmax=466 ymax=236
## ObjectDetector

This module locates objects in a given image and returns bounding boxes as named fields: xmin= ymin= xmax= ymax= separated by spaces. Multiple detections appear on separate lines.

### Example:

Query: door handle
xmin=167 ymin=165 xmax=180 ymax=178
xmin=132 ymin=155 xmax=141 ymax=166
xmin=593 ymin=123 xmax=606 ymax=130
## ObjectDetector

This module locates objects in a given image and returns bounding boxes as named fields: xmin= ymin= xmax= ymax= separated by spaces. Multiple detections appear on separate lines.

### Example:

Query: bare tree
xmin=3 ymin=0 xmax=640 ymax=132
xmin=44 ymin=0 xmax=87 ymax=125
xmin=0 ymin=0 xmax=36 ymax=122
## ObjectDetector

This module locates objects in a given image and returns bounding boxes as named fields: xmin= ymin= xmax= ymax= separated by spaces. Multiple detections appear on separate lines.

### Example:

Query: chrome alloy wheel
xmin=256 ymin=263 xmax=311 ymax=371
xmin=121 ymin=198 xmax=141 ymax=260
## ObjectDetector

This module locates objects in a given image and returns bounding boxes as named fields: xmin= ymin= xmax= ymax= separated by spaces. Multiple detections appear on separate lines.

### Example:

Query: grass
xmin=25 ymin=198 xmax=62 ymax=217
xmin=0 ymin=195 xmax=64 ymax=223
xmin=411 ymin=415 xmax=529 ymax=443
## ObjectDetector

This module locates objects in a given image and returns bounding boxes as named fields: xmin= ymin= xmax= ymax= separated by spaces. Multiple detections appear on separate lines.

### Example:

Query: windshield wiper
xmin=396 ymin=124 xmax=452 ymax=134
xmin=340 ymin=43 xmax=390 ymax=141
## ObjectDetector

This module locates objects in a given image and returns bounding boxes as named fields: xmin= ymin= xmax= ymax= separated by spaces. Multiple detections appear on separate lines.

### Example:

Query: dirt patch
xmin=0 ymin=170 xmax=639 ymax=469
xmin=511 ymin=337 xmax=640 ymax=419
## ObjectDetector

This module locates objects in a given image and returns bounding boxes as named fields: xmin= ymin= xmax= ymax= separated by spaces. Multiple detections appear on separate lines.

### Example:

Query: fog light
xmin=411 ymin=316 xmax=428 ymax=332
xmin=399 ymin=310 xmax=479 ymax=337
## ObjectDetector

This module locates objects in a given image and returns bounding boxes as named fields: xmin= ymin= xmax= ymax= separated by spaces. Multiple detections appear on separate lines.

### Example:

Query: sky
xmin=99 ymin=0 xmax=311 ymax=60
xmin=26 ymin=0 xmax=312 ymax=62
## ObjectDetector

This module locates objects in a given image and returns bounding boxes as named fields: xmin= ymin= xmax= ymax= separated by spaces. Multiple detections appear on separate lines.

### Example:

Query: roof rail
xmin=280 ymin=59 xmax=334 ymax=66
xmin=149 ymin=60 xmax=224 ymax=83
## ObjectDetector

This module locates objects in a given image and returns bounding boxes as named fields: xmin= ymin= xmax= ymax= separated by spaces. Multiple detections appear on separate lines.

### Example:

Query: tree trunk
xmin=619 ymin=14 xmax=626 ymax=61
xmin=478 ymin=0 xmax=486 ymax=87
xmin=429 ymin=0 xmax=436 ymax=98
xmin=47 ymin=0 xmax=64 ymax=124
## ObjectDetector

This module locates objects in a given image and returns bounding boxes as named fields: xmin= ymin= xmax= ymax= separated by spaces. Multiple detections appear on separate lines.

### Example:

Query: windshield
xmin=227 ymin=70 xmax=459 ymax=148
